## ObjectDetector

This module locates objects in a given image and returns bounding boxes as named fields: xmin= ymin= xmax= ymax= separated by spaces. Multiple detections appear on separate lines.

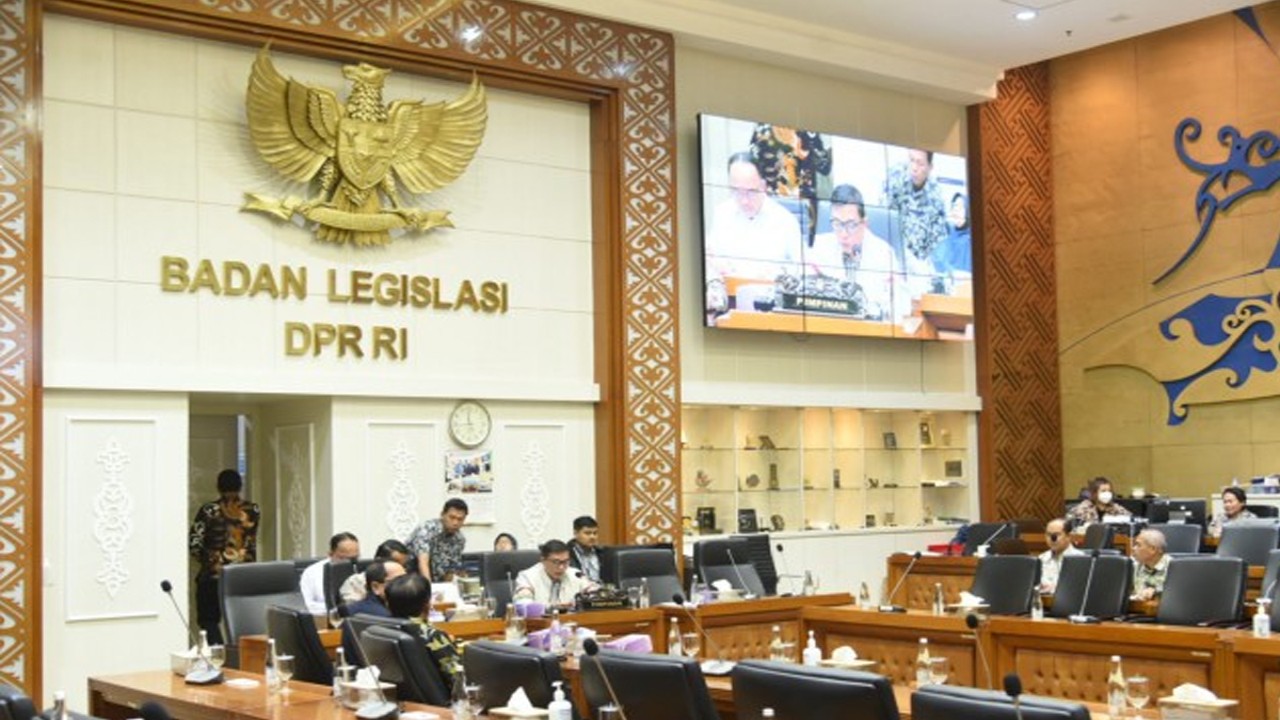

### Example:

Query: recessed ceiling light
xmin=1015 ymin=9 xmax=1037 ymax=21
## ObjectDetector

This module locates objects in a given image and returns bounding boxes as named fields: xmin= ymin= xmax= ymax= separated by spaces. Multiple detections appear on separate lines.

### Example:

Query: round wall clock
xmin=448 ymin=400 xmax=492 ymax=448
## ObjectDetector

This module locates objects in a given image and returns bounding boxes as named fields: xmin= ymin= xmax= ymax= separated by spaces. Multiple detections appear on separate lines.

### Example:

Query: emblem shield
xmin=337 ymin=118 xmax=396 ymax=191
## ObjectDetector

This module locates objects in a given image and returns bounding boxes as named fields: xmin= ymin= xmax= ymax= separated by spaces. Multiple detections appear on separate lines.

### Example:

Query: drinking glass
xmin=465 ymin=684 xmax=484 ymax=717
xmin=276 ymin=655 xmax=295 ymax=696
xmin=207 ymin=645 xmax=225 ymax=670
xmin=1126 ymin=675 xmax=1150 ymax=717
xmin=328 ymin=605 xmax=344 ymax=628
xmin=681 ymin=632 xmax=701 ymax=659
xmin=928 ymin=656 xmax=949 ymax=685
xmin=598 ymin=704 xmax=622 ymax=720
xmin=482 ymin=595 xmax=498 ymax=619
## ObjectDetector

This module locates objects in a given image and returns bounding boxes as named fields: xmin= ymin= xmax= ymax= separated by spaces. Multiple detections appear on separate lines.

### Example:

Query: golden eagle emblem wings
xmin=242 ymin=46 xmax=487 ymax=246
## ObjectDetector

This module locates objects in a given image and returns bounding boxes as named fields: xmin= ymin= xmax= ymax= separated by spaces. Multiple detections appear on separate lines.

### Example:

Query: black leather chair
xmin=0 ymin=683 xmax=38 ymax=720
xmin=1262 ymin=549 xmax=1280 ymax=601
xmin=479 ymin=550 xmax=541 ymax=616
xmin=913 ymin=685 xmax=1089 ymax=720
xmin=579 ymin=649 xmax=720 ymax=720
xmin=1145 ymin=523 xmax=1203 ymax=554
xmin=969 ymin=556 xmax=1039 ymax=615
xmin=607 ymin=546 xmax=682 ymax=604
xmin=693 ymin=538 xmax=766 ymax=598
xmin=1008 ymin=517 xmax=1045 ymax=535
xmin=731 ymin=660 xmax=899 ymax=720
xmin=1152 ymin=555 xmax=1247 ymax=626
xmin=1217 ymin=522 xmax=1280 ymax=566
xmin=732 ymin=533 xmax=780 ymax=596
xmin=962 ymin=523 xmax=1018 ymax=556
xmin=1081 ymin=523 xmax=1114 ymax=551
xmin=1247 ymin=504 xmax=1280 ymax=519
xmin=323 ymin=560 xmax=356 ymax=611
xmin=1048 ymin=554 xmax=1132 ymax=620
xmin=266 ymin=605 xmax=334 ymax=686
xmin=219 ymin=561 xmax=309 ymax=668
xmin=360 ymin=625 xmax=451 ymax=705
xmin=343 ymin=613 xmax=422 ymax=667
xmin=463 ymin=640 xmax=579 ymax=718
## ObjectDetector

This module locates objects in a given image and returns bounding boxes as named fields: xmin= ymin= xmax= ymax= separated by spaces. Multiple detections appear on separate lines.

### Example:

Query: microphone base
xmin=877 ymin=605 xmax=907 ymax=613
xmin=1067 ymin=614 xmax=1100 ymax=624
xmin=183 ymin=669 xmax=224 ymax=685
xmin=700 ymin=659 xmax=736 ymax=676
xmin=354 ymin=702 xmax=399 ymax=720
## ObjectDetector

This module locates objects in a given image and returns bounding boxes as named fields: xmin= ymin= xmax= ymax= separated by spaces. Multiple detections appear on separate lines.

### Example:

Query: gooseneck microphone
xmin=879 ymin=551 xmax=922 ymax=613
xmin=582 ymin=638 xmax=628 ymax=720
xmin=965 ymin=613 xmax=992 ymax=689
xmin=980 ymin=522 xmax=1012 ymax=554
xmin=160 ymin=580 xmax=223 ymax=685
xmin=724 ymin=548 xmax=757 ymax=599
xmin=1068 ymin=549 xmax=1102 ymax=624
xmin=671 ymin=593 xmax=735 ymax=675
xmin=774 ymin=543 xmax=800 ymax=595
xmin=1004 ymin=673 xmax=1025 ymax=720
xmin=347 ymin=612 xmax=398 ymax=720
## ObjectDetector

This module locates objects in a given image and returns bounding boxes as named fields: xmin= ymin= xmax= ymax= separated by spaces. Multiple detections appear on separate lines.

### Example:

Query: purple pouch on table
xmin=526 ymin=628 xmax=552 ymax=651
xmin=603 ymin=634 xmax=653 ymax=654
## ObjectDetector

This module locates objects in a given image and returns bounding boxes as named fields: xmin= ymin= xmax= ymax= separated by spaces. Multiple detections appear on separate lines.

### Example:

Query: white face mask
xmin=1097 ymin=491 xmax=1114 ymax=505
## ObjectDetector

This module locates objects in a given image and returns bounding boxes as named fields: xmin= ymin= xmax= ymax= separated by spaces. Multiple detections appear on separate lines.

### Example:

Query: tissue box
xmin=170 ymin=650 xmax=197 ymax=676
xmin=1158 ymin=697 xmax=1237 ymax=720
xmin=340 ymin=680 xmax=398 ymax=710
xmin=602 ymin=634 xmax=653 ymax=654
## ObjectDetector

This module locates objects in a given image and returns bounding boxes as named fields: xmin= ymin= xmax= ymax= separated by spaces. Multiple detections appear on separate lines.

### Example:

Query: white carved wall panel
xmin=64 ymin=418 xmax=157 ymax=622
xmin=273 ymin=424 xmax=314 ymax=559
xmin=364 ymin=422 xmax=437 ymax=542
xmin=506 ymin=423 xmax=566 ymax=547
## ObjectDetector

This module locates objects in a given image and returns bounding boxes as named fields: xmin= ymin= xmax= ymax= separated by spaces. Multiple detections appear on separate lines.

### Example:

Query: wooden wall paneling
xmin=970 ymin=63 xmax=1062 ymax=522
xmin=25 ymin=0 xmax=679 ymax=694
xmin=0 ymin=0 xmax=41 ymax=699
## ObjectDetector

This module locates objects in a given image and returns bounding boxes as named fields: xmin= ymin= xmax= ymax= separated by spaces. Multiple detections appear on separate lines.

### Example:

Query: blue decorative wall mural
xmin=1111 ymin=9 xmax=1280 ymax=425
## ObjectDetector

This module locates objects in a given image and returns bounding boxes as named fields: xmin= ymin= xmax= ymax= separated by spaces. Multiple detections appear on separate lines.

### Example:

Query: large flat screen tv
xmin=699 ymin=114 xmax=972 ymax=341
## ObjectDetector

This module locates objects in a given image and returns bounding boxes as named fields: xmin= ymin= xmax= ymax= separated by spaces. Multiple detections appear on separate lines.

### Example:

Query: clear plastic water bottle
xmin=932 ymin=583 xmax=945 ymax=616
xmin=915 ymin=638 xmax=931 ymax=686
xmin=1107 ymin=655 xmax=1125 ymax=719
xmin=639 ymin=577 xmax=651 ymax=608
xmin=1031 ymin=593 xmax=1044 ymax=621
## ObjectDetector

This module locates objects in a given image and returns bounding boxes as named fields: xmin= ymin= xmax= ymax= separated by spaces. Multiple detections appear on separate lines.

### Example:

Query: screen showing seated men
xmin=699 ymin=114 xmax=973 ymax=341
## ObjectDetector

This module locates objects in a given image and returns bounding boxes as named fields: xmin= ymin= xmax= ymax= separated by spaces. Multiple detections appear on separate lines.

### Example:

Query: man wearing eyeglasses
xmin=808 ymin=183 xmax=901 ymax=321
xmin=513 ymin=539 xmax=599 ymax=607
xmin=705 ymin=152 xmax=804 ymax=285
xmin=1037 ymin=518 xmax=1082 ymax=594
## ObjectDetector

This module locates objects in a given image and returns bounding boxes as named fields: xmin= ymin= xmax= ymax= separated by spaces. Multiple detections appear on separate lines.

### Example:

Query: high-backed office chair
xmin=609 ymin=546 xmax=682 ymax=604
xmin=463 ymin=640 xmax=579 ymax=718
xmin=579 ymin=649 xmax=720 ymax=720
xmin=912 ymin=685 xmax=1090 ymax=720
xmin=1145 ymin=523 xmax=1203 ymax=554
xmin=1049 ymin=554 xmax=1132 ymax=620
xmin=962 ymin=523 xmax=1019 ymax=556
xmin=479 ymin=550 xmax=541 ymax=617
xmin=219 ymin=561 xmax=308 ymax=668
xmin=1081 ymin=523 xmax=1115 ymax=551
xmin=266 ymin=605 xmax=334 ymax=686
xmin=732 ymin=533 xmax=780 ymax=596
xmin=1262 ymin=549 xmax=1280 ymax=601
xmin=323 ymin=560 xmax=356 ymax=611
xmin=1247 ymin=504 xmax=1280 ymax=519
xmin=693 ymin=538 xmax=766 ymax=598
xmin=1216 ymin=522 xmax=1280 ymax=566
xmin=969 ymin=556 xmax=1039 ymax=615
xmin=0 ymin=683 xmax=38 ymax=720
xmin=1149 ymin=556 xmax=1247 ymax=626
xmin=360 ymin=625 xmax=451 ymax=705
xmin=343 ymin=613 xmax=420 ymax=667
xmin=731 ymin=660 xmax=900 ymax=720
xmin=1008 ymin=517 xmax=1045 ymax=535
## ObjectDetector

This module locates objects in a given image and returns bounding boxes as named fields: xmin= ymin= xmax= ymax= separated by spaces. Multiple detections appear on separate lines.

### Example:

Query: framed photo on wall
xmin=919 ymin=421 xmax=934 ymax=447
xmin=883 ymin=431 xmax=897 ymax=449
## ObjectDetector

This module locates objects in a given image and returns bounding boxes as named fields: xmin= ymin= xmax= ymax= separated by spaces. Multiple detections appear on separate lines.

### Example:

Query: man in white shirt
xmin=299 ymin=531 xmax=360 ymax=614
xmin=705 ymin=152 xmax=804 ymax=286
xmin=1037 ymin=518 xmax=1082 ymax=594
xmin=807 ymin=183 xmax=902 ymax=322
xmin=513 ymin=539 xmax=599 ymax=608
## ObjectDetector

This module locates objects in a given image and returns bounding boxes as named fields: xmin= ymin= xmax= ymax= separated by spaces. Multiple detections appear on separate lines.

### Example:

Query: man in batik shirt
xmin=406 ymin=498 xmax=469 ymax=581
xmin=189 ymin=469 xmax=260 ymax=645
xmin=386 ymin=573 xmax=464 ymax=688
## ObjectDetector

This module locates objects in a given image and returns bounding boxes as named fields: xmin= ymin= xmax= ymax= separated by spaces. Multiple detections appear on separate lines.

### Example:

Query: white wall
xmin=42 ymin=390 xmax=190 ymax=707
xmin=41 ymin=15 xmax=596 ymax=401
xmin=330 ymin=397 xmax=595 ymax=551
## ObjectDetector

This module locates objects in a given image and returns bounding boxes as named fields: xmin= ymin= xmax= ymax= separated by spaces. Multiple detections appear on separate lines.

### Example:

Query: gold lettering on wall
xmin=163 ymin=254 xmax=508 ymax=362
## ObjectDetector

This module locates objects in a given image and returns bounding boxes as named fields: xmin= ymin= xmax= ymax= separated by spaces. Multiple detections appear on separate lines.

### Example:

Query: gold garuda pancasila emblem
xmin=242 ymin=47 xmax=487 ymax=246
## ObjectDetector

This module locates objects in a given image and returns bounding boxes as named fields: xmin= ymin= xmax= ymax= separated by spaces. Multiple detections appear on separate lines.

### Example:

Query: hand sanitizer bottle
xmin=548 ymin=681 xmax=573 ymax=720
xmin=802 ymin=630 xmax=821 ymax=666
xmin=1255 ymin=598 xmax=1272 ymax=638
